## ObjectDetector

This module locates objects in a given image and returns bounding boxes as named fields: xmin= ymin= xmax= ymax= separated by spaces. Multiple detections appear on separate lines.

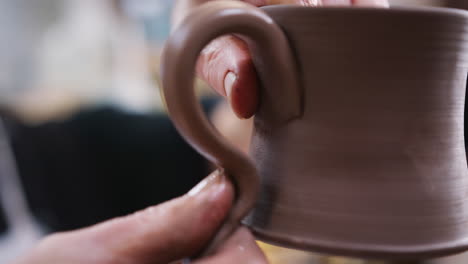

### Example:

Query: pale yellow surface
xmin=258 ymin=241 xmax=391 ymax=264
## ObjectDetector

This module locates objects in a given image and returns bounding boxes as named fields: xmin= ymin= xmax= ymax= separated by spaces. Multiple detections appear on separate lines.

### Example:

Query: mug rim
xmin=261 ymin=4 xmax=468 ymax=20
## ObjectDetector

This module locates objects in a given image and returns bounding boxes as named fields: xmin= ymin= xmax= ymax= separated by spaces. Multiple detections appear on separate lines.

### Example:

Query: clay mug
xmin=161 ymin=1 xmax=468 ymax=259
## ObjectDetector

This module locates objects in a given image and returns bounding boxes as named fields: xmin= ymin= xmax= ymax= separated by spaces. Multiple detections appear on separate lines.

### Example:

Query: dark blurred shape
xmin=0 ymin=200 xmax=6 ymax=234
xmin=445 ymin=0 xmax=468 ymax=9
xmin=3 ymin=99 xmax=218 ymax=232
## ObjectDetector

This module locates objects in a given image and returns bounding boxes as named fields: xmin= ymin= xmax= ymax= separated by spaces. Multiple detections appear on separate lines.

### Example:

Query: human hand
xmin=12 ymin=172 xmax=267 ymax=264
xmin=173 ymin=0 xmax=389 ymax=119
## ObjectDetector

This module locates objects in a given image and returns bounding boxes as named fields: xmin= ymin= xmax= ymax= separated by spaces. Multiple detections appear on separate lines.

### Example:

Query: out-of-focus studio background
xmin=0 ymin=0 xmax=466 ymax=263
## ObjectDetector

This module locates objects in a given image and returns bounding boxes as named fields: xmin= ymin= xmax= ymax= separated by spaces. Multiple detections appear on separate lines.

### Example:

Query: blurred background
xmin=0 ymin=0 xmax=466 ymax=263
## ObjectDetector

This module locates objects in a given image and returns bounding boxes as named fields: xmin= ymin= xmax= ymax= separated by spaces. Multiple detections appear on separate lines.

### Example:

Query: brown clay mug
xmin=161 ymin=1 xmax=468 ymax=259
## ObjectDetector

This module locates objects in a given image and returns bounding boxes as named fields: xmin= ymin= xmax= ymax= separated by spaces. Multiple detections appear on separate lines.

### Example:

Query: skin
xmin=174 ymin=0 xmax=389 ymax=118
xmin=12 ymin=0 xmax=388 ymax=263
xmin=13 ymin=172 xmax=267 ymax=264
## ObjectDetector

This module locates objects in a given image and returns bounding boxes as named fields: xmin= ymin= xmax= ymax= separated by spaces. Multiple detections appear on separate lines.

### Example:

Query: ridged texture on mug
xmin=245 ymin=6 xmax=468 ymax=259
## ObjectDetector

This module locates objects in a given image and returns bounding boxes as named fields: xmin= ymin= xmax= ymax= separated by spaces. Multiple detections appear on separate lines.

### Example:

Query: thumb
xmin=16 ymin=171 xmax=234 ymax=264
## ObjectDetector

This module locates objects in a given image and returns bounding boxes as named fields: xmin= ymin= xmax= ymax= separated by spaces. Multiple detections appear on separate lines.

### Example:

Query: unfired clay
xmin=161 ymin=1 xmax=468 ymax=259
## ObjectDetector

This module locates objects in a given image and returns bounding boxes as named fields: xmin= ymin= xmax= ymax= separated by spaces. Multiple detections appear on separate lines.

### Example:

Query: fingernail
xmin=187 ymin=170 xmax=225 ymax=197
xmin=224 ymin=72 xmax=237 ymax=99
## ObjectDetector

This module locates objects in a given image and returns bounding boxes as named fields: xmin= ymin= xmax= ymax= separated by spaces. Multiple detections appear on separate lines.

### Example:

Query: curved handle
xmin=160 ymin=0 xmax=301 ymax=256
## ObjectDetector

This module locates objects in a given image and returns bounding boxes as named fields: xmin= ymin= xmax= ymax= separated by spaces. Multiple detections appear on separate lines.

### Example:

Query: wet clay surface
xmin=162 ymin=2 xmax=468 ymax=259
xmin=245 ymin=5 xmax=468 ymax=259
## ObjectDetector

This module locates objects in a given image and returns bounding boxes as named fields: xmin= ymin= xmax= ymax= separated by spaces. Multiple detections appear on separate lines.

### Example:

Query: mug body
xmin=245 ymin=6 xmax=468 ymax=258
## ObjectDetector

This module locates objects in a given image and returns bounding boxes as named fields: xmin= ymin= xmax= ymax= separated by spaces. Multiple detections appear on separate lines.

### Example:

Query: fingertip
xmin=194 ymin=172 xmax=236 ymax=230
xmin=227 ymin=62 xmax=260 ymax=119
xmin=197 ymin=36 xmax=260 ymax=119
xmin=65 ymin=172 xmax=236 ymax=264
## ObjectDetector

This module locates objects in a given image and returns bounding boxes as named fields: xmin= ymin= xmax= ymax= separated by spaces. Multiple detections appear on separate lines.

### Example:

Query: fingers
xmin=245 ymin=0 xmax=269 ymax=6
xmin=193 ymin=228 xmax=268 ymax=264
xmin=196 ymin=36 xmax=259 ymax=119
xmin=267 ymin=0 xmax=389 ymax=5
xmin=196 ymin=0 xmax=388 ymax=119
xmin=173 ymin=1 xmax=267 ymax=29
xmin=15 ymin=171 xmax=234 ymax=264
xmin=352 ymin=0 xmax=389 ymax=7
xmin=322 ymin=0 xmax=352 ymax=5
xmin=89 ymin=171 xmax=233 ymax=264
xmin=267 ymin=0 xmax=350 ymax=5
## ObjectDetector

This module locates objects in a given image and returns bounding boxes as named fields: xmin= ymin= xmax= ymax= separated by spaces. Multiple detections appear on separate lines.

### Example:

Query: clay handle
xmin=160 ymin=0 xmax=300 ymax=256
